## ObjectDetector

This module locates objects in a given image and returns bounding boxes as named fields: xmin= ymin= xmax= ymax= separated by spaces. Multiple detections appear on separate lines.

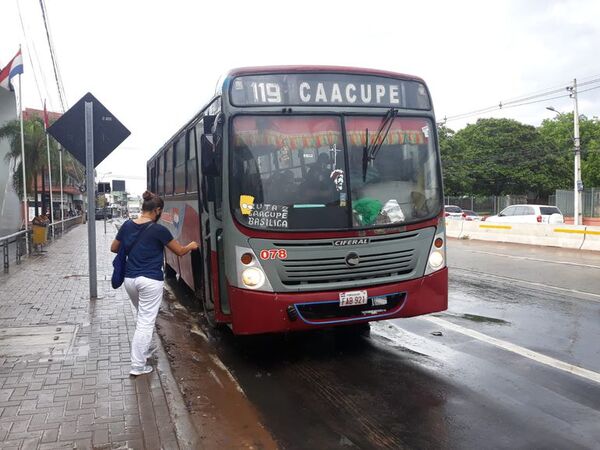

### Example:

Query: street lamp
xmin=546 ymin=78 xmax=582 ymax=225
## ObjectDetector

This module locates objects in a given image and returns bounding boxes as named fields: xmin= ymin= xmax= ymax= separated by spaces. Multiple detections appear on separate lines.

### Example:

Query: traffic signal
xmin=97 ymin=182 xmax=111 ymax=193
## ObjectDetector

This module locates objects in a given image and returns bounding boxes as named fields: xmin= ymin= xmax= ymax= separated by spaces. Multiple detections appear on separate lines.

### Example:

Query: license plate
xmin=339 ymin=290 xmax=368 ymax=307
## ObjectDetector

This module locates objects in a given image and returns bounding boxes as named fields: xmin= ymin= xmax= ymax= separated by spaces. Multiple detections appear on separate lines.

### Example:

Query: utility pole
xmin=547 ymin=78 xmax=583 ymax=225
xmin=569 ymin=79 xmax=583 ymax=226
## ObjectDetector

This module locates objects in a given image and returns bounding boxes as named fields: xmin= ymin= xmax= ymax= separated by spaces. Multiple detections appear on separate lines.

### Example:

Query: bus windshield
xmin=230 ymin=115 xmax=442 ymax=231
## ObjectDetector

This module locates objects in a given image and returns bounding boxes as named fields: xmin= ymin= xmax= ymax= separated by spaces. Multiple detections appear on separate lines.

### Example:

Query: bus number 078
xmin=259 ymin=249 xmax=287 ymax=260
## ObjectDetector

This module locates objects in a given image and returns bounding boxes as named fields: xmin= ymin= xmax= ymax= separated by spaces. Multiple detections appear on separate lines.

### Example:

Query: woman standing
xmin=111 ymin=191 xmax=199 ymax=376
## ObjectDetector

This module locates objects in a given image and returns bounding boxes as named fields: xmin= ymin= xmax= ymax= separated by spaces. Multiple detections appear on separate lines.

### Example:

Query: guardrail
xmin=48 ymin=215 xmax=84 ymax=239
xmin=0 ymin=215 xmax=83 ymax=274
xmin=445 ymin=219 xmax=600 ymax=251
xmin=0 ymin=230 xmax=28 ymax=273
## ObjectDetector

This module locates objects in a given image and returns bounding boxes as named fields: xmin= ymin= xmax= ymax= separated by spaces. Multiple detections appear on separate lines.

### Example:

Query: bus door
xmin=198 ymin=112 xmax=229 ymax=323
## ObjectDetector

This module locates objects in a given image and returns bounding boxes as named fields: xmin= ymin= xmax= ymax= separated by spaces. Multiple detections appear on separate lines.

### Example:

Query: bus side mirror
xmin=201 ymin=134 xmax=220 ymax=177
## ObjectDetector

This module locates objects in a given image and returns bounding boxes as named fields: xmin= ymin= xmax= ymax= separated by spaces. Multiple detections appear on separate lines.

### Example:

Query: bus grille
xmin=280 ymin=248 xmax=417 ymax=285
xmin=250 ymin=228 xmax=433 ymax=290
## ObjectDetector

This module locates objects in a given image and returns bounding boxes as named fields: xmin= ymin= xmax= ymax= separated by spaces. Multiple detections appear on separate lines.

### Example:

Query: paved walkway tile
xmin=0 ymin=222 xmax=180 ymax=449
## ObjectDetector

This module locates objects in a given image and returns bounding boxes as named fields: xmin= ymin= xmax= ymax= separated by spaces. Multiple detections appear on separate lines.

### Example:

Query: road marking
xmin=479 ymin=224 xmax=512 ymax=230
xmin=462 ymin=250 xmax=600 ymax=269
xmin=554 ymin=228 xmax=600 ymax=235
xmin=420 ymin=316 xmax=600 ymax=385
xmin=451 ymin=267 xmax=600 ymax=303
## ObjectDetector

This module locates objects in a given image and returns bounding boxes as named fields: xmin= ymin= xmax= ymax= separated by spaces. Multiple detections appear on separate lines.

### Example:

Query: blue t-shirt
xmin=116 ymin=220 xmax=174 ymax=281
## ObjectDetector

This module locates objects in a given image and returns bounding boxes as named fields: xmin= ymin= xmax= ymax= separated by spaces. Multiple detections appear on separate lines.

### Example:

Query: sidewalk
xmin=0 ymin=221 xmax=191 ymax=449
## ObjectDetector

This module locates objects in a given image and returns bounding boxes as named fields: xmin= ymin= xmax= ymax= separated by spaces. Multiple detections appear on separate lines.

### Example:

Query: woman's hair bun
xmin=142 ymin=191 xmax=154 ymax=201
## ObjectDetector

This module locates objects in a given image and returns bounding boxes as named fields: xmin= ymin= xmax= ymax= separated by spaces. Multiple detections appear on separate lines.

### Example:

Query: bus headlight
xmin=428 ymin=250 xmax=444 ymax=268
xmin=242 ymin=267 xmax=265 ymax=288
xmin=235 ymin=246 xmax=274 ymax=291
xmin=425 ymin=227 xmax=446 ymax=275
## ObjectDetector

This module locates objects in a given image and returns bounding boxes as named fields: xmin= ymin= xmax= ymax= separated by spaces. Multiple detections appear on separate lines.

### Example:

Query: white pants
xmin=124 ymin=276 xmax=164 ymax=369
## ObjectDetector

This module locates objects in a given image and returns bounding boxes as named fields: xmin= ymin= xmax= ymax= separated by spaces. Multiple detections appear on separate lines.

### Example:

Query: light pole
xmin=547 ymin=78 xmax=582 ymax=225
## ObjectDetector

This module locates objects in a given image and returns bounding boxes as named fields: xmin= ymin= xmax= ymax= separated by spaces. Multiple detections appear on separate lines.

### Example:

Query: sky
xmin=2 ymin=0 xmax=600 ymax=195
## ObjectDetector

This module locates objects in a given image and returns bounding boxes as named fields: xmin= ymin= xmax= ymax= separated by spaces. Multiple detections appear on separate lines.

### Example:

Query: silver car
xmin=484 ymin=204 xmax=564 ymax=224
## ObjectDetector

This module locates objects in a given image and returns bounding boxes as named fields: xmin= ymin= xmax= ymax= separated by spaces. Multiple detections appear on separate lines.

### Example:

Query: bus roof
xmin=226 ymin=65 xmax=425 ymax=83
xmin=148 ymin=66 xmax=428 ymax=164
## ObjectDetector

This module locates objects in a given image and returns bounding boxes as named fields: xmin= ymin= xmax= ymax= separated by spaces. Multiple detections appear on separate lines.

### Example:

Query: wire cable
xmin=444 ymin=75 xmax=600 ymax=123
xmin=39 ymin=0 xmax=66 ymax=111
xmin=40 ymin=0 xmax=67 ymax=107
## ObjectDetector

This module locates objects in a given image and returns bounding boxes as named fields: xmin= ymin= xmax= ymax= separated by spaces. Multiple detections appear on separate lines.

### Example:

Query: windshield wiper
xmin=362 ymin=108 xmax=398 ymax=181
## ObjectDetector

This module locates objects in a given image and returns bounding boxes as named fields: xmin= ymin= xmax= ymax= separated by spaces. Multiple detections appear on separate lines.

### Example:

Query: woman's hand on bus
xmin=186 ymin=241 xmax=200 ymax=253
xmin=167 ymin=239 xmax=199 ymax=256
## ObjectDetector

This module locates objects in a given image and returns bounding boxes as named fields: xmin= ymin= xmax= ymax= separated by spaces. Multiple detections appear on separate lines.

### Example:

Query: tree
xmin=582 ymin=150 xmax=600 ymax=188
xmin=438 ymin=124 xmax=470 ymax=195
xmin=453 ymin=118 xmax=569 ymax=199
xmin=538 ymin=113 xmax=600 ymax=190
xmin=0 ymin=117 xmax=60 ymax=218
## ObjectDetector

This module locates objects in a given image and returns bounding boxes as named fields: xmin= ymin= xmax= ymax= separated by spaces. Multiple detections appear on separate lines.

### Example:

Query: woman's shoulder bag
xmin=111 ymin=222 xmax=153 ymax=289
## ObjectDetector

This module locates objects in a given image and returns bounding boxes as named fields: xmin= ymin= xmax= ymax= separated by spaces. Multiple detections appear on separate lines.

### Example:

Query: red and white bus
xmin=147 ymin=66 xmax=447 ymax=334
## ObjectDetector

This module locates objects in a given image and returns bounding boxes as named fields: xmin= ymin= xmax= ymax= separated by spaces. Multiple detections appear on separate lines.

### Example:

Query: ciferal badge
xmin=332 ymin=238 xmax=370 ymax=246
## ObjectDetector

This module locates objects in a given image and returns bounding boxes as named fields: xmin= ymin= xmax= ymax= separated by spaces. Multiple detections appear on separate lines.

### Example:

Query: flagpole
xmin=59 ymin=147 xmax=64 ymax=233
xmin=44 ymin=99 xmax=54 ymax=239
xmin=18 ymin=73 xmax=29 ymax=254
xmin=46 ymin=132 xmax=54 ymax=238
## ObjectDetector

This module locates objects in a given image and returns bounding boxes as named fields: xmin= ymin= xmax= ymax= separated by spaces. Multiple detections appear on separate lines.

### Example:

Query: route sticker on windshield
xmin=245 ymin=203 xmax=289 ymax=228
xmin=259 ymin=249 xmax=288 ymax=260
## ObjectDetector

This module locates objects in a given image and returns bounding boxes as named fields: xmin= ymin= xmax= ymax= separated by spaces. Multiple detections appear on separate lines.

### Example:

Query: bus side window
xmin=165 ymin=146 xmax=174 ymax=195
xmin=174 ymin=138 xmax=186 ymax=194
xmin=157 ymin=155 xmax=164 ymax=196
xmin=187 ymin=128 xmax=198 ymax=193
xmin=149 ymin=163 xmax=156 ymax=193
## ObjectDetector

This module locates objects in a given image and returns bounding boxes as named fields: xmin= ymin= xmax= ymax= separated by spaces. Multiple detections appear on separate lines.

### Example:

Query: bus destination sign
xmin=229 ymin=73 xmax=431 ymax=109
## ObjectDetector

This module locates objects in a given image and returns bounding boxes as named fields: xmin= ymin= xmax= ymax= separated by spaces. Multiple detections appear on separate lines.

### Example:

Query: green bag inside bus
xmin=353 ymin=198 xmax=383 ymax=226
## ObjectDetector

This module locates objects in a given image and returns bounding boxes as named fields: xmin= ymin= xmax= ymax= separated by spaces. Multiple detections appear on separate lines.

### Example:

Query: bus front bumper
xmin=228 ymin=267 xmax=448 ymax=335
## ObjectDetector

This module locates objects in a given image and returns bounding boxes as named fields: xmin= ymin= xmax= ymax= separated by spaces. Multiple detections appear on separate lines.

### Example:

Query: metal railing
xmin=444 ymin=195 xmax=529 ymax=215
xmin=0 ymin=229 xmax=29 ymax=273
xmin=0 ymin=215 xmax=83 ymax=274
xmin=48 ymin=215 xmax=84 ymax=239
xmin=554 ymin=188 xmax=600 ymax=217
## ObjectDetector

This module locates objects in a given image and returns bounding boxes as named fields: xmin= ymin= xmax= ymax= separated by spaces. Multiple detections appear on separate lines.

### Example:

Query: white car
xmin=444 ymin=205 xmax=465 ymax=219
xmin=484 ymin=204 xmax=564 ymax=224
xmin=462 ymin=210 xmax=482 ymax=221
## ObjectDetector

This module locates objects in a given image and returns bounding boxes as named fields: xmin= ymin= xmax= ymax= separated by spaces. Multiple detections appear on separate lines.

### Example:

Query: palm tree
xmin=0 ymin=116 xmax=59 ymax=218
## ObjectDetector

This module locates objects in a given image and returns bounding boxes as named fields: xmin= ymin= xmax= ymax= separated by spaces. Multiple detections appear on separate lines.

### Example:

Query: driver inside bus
xmin=301 ymin=153 xmax=337 ymax=204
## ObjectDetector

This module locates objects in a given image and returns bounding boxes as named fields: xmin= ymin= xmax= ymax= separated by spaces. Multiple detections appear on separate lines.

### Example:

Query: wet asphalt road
xmin=170 ymin=240 xmax=600 ymax=449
